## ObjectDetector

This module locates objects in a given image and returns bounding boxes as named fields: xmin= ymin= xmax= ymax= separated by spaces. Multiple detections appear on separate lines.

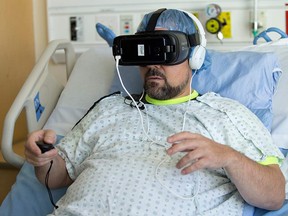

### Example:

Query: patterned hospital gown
xmin=50 ymin=92 xmax=283 ymax=216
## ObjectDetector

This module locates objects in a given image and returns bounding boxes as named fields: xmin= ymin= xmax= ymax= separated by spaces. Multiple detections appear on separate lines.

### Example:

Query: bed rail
xmin=1 ymin=39 xmax=76 ymax=168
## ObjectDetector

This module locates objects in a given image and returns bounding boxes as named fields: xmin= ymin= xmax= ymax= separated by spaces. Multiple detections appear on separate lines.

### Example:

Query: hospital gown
xmin=51 ymin=92 xmax=283 ymax=216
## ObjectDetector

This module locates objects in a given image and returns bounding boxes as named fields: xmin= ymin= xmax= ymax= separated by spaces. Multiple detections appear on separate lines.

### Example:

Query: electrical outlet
xmin=70 ymin=16 xmax=84 ymax=41
xmin=120 ymin=15 xmax=133 ymax=35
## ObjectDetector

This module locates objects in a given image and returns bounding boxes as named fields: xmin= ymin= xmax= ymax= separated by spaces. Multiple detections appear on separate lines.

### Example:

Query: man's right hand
xmin=25 ymin=129 xmax=58 ymax=167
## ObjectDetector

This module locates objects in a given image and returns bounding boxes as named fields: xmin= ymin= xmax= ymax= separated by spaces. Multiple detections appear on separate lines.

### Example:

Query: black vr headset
xmin=112 ymin=8 xmax=206 ymax=68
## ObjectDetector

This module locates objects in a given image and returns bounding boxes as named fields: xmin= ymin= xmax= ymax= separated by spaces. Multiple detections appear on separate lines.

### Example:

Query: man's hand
xmin=166 ymin=131 xmax=236 ymax=175
xmin=25 ymin=129 xmax=58 ymax=167
xmin=25 ymin=129 xmax=72 ymax=188
xmin=166 ymin=131 xmax=285 ymax=210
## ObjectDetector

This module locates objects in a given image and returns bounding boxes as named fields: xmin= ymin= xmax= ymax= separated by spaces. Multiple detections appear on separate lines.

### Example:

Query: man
xmin=25 ymin=9 xmax=285 ymax=215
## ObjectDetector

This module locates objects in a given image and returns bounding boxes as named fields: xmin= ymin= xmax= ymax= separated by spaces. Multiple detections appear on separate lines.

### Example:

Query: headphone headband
xmin=175 ymin=9 xmax=207 ymax=47
xmin=145 ymin=8 xmax=206 ymax=48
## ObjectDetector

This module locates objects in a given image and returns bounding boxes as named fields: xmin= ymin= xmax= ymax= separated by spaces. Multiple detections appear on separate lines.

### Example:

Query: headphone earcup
xmin=189 ymin=45 xmax=206 ymax=70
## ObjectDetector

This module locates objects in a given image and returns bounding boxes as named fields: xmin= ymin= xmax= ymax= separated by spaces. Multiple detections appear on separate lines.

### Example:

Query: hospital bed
xmin=1 ymin=28 xmax=288 ymax=215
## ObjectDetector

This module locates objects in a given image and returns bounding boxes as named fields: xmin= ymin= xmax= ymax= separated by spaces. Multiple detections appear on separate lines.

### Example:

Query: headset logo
xmin=138 ymin=44 xmax=145 ymax=56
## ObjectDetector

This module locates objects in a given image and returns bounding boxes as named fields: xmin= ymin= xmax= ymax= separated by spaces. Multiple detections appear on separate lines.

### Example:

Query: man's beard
xmin=144 ymin=69 xmax=190 ymax=100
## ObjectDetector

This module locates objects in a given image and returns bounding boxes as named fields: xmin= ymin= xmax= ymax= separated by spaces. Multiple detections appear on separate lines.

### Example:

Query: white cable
xmin=155 ymin=154 xmax=200 ymax=200
xmin=254 ymin=0 xmax=258 ymax=33
xmin=115 ymin=56 xmax=165 ymax=147
xmin=155 ymin=69 xmax=200 ymax=200
xmin=182 ymin=69 xmax=197 ymax=131
xmin=115 ymin=58 xmax=200 ymax=202
xmin=115 ymin=56 xmax=147 ymax=135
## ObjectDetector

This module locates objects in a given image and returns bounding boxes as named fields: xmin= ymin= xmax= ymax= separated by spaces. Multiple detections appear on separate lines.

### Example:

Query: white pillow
xmin=240 ymin=39 xmax=288 ymax=149
xmin=44 ymin=45 xmax=115 ymax=135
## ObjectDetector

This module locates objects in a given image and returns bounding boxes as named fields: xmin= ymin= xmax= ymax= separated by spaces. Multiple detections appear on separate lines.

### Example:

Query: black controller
xmin=36 ymin=141 xmax=55 ymax=153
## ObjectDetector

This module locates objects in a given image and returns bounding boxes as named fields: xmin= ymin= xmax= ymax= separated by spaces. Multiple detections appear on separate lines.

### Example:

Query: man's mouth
xmin=145 ymin=69 xmax=165 ymax=82
xmin=146 ymin=75 xmax=163 ymax=81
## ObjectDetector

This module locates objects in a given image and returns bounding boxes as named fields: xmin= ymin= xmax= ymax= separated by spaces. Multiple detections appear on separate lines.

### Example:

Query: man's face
xmin=139 ymin=60 xmax=192 ymax=100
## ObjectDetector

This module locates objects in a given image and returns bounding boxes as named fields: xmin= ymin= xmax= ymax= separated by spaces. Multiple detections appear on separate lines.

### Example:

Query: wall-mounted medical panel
xmin=47 ymin=0 xmax=287 ymax=52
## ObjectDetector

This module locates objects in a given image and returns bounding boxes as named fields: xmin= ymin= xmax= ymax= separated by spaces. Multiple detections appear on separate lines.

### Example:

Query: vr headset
xmin=112 ymin=8 xmax=204 ymax=66
xmin=113 ymin=31 xmax=200 ymax=66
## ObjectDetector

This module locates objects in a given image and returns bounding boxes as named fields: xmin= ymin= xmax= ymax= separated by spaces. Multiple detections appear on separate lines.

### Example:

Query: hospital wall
xmin=0 ymin=0 xmax=37 ymax=152
xmin=0 ymin=0 xmax=48 ymax=155
xmin=0 ymin=0 xmax=35 ymax=203
xmin=47 ymin=0 xmax=288 ymax=54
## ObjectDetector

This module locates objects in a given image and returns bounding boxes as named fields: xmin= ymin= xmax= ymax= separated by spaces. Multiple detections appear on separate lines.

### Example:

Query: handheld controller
xmin=36 ymin=141 xmax=55 ymax=153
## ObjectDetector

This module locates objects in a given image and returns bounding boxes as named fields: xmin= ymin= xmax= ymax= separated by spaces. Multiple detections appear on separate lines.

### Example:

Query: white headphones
xmin=175 ymin=9 xmax=207 ymax=70
xmin=146 ymin=8 xmax=207 ymax=69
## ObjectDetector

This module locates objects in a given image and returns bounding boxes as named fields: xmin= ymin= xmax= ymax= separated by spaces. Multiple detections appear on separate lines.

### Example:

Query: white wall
xmin=46 ymin=0 xmax=287 ymax=51
xmin=33 ymin=0 xmax=48 ymax=61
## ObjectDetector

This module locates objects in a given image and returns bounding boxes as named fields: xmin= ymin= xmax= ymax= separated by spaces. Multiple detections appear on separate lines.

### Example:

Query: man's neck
xmin=145 ymin=90 xmax=199 ymax=105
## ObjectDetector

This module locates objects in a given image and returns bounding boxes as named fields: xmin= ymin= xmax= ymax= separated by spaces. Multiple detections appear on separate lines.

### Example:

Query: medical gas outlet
xmin=204 ymin=4 xmax=232 ymax=41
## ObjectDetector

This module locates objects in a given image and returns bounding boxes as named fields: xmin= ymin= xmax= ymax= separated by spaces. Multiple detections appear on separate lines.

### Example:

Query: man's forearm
xmin=35 ymin=155 xmax=73 ymax=189
xmin=225 ymin=150 xmax=285 ymax=210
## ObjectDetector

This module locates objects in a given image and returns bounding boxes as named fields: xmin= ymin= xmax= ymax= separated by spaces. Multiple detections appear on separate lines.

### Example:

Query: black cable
xmin=45 ymin=160 xmax=59 ymax=209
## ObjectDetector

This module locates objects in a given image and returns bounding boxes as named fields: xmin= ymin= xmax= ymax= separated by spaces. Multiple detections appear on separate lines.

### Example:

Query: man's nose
xmin=147 ymin=65 xmax=162 ymax=69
